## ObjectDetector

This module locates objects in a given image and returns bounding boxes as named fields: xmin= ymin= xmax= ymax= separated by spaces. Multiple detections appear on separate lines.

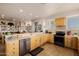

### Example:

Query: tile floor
xmin=25 ymin=43 xmax=78 ymax=56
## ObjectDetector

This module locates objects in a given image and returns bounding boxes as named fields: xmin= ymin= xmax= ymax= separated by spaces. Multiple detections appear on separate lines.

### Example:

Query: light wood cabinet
xmin=65 ymin=36 xmax=78 ymax=50
xmin=65 ymin=36 xmax=72 ymax=48
xmin=43 ymin=34 xmax=48 ymax=43
xmin=30 ymin=35 xmax=41 ymax=51
xmin=40 ymin=34 xmax=49 ymax=45
xmin=55 ymin=17 xmax=65 ymax=26
xmin=47 ymin=34 xmax=54 ymax=43
xmin=78 ymin=39 xmax=79 ymax=54
xmin=71 ymin=37 xmax=78 ymax=50
xmin=40 ymin=34 xmax=54 ymax=45
xmin=40 ymin=34 xmax=48 ymax=45
xmin=40 ymin=34 xmax=44 ymax=45
xmin=6 ymin=40 xmax=19 ymax=56
xmin=30 ymin=34 xmax=54 ymax=51
xmin=65 ymin=36 xmax=68 ymax=47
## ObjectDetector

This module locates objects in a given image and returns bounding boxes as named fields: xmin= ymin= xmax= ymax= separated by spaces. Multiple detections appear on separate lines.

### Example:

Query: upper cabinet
xmin=55 ymin=17 xmax=66 ymax=26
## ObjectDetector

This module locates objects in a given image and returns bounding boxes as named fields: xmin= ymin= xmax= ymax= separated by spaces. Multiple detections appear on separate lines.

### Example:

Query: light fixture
xmin=1 ymin=14 xmax=5 ymax=18
xmin=29 ymin=13 xmax=32 ymax=16
xmin=35 ymin=16 xmax=39 ymax=17
xmin=19 ymin=9 xmax=23 ymax=13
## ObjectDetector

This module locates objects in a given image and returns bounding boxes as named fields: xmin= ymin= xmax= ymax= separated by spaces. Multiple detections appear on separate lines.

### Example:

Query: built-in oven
xmin=54 ymin=31 xmax=65 ymax=47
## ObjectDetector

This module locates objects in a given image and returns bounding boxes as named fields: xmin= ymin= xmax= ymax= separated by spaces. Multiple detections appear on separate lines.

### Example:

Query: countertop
xmin=4 ymin=32 xmax=53 ymax=41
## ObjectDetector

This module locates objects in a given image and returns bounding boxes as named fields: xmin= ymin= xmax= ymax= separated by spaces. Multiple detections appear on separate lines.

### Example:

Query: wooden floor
xmin=25 ymin=43 xmax=78 ymax=56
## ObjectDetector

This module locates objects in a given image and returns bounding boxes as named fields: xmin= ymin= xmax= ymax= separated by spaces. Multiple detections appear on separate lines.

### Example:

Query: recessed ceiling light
xmin=35 ymin=16 xmax=39 ymax=17
xmin=13 ymin=19 xmax=16 ymax=21
xmin=19 ymin=9 xmax=23 ymax=13
xmin=29 ymin=13 xmax=32 ymax=16
xmin=1 ymin=14 xmax=5 ymax=18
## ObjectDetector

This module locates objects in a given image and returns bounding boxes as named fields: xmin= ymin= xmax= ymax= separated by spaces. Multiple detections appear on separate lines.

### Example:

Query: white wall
xmin=42 ymin=19 xmax=55 ymax=33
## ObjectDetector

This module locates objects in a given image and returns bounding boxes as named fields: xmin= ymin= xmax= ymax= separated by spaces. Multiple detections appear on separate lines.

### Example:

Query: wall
xmin=42 ymin=19 xmax=55 ymax=33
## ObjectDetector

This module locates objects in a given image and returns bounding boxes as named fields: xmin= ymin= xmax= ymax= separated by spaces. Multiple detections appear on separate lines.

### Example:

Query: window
xmin=68 ymin=16 xmax=79 ymax=30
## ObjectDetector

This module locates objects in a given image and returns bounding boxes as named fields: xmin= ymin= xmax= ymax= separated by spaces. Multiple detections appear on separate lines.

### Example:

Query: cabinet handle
xmin=13 ymin=48 xmax=15 ymax=49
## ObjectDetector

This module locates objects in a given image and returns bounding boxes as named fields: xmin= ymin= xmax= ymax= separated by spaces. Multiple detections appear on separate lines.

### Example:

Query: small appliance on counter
xmin=67 ymin=31 xmax=71 ymax=35
xmin=45 ymin=30 xmax=52 ymax=34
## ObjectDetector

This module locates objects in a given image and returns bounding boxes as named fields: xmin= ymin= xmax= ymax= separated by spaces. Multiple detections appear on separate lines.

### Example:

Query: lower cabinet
xmin=65 ymin=36 xmax=78 ymax=50
xmin=65 ymin=36 xmax=72 ymax=48
xmin=40 ymin=34 xmax=44 ymax=45
xmin=30 ymin=34 xmax=54 ymax=51
xmin=48 ymin=34 xmax=54 ymax=43
xmin=43 ymin=34 xmax=48 ymax=43
xmin=6 ymin=38 xmax=31 ymax=56
xmin=41 ymin=34 xmax=51 ymax=45
xmin=6 ymin=40 xmax=19 ymax=56
xmin=71 ymin=37 xmax=78 ymax=50
xmin=78 ymin=39 xmax=79 ymax=54
xmin=30 ymin=36 xmax=41 ymax=51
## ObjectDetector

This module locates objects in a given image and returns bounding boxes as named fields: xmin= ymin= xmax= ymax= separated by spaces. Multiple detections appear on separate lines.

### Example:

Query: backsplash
xmin=56 ymin=26 xmax=66 ymax=32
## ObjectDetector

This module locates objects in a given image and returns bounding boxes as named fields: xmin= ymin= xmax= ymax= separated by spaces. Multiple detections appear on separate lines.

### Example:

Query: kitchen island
xmin=5 ymin=33 xmax=54 ymax=56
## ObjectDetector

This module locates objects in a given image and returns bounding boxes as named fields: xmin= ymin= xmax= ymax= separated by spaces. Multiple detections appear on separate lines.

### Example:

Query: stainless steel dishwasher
xmin=19 ymin=38 xmax=31 ymax=56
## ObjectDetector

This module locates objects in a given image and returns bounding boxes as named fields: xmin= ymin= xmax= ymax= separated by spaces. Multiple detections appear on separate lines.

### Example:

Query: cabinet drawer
xmin=6 ymin=50 xmax=19 ymax=56
xmin=6 ymin=43 xmax=19 ymax=50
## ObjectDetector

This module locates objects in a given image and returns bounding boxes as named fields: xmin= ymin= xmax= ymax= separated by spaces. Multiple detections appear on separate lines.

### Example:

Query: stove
xmin=54 ymin=31 xmax=65 ymax=47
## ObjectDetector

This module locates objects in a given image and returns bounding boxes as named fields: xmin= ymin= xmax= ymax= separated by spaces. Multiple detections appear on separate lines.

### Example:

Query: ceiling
xmin=0 ymin=3 xmax=79 ymax=21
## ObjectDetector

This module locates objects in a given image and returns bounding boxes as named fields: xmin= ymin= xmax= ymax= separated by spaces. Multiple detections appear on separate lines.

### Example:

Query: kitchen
xmin=0 ymin=3 xmax=79 ymax=56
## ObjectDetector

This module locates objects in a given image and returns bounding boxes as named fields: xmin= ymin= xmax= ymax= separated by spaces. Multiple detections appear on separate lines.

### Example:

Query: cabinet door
xmin=55 ymin=17 xmax=65 ymax=26
xmin=65 ymin=36 xmax=68 ymax=47
xmin=48 ymin=34 xmax=54 ymax=43
xmin=36 ymin=36 xmax=41 ymax=47
xmin=68 ymin=38 xmax=72 ymax=48
xmin=46 ymin=34 xmax=49 ymax=42
xmin=40 ymin=34 xmax=45 ymax=45
xmin=65 ymin=37 xmax=72 ymax=48
xmin=31 ymin=37 xmax=37 ymax=51
xmin=43 ymin=34 xmax=48 ymax=43
xmin=71 ymin=37 xmax=78 ymax=50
